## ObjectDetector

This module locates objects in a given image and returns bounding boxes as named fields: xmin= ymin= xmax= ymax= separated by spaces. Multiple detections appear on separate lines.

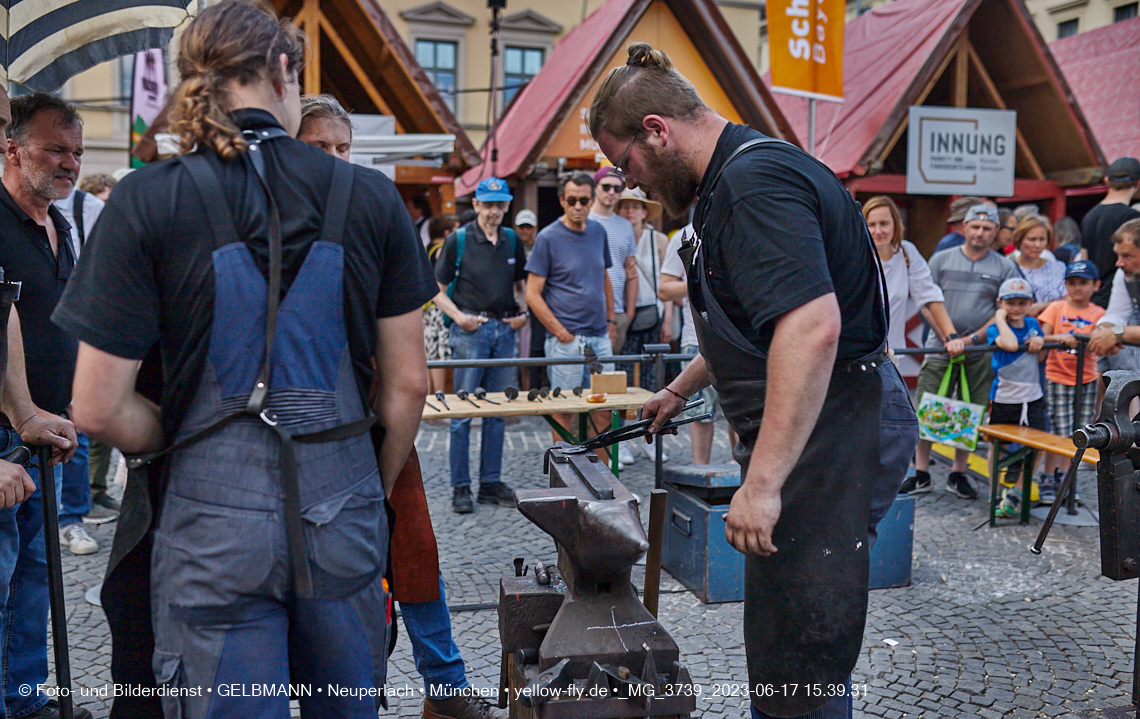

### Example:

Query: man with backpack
xmin=432 ymin=177 xmax=526 ymax=513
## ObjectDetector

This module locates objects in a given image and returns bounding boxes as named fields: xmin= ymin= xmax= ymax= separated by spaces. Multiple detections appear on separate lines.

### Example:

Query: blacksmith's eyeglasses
xmin=608 ymin=132 xmax=640 ymax=181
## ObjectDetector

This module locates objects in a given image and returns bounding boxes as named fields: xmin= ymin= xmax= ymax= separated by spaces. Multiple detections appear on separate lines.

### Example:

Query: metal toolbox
xmin=869 ymin=493 xmax=914 ymax=589
xmin=661 ymin=464 xmax=744 ymax=604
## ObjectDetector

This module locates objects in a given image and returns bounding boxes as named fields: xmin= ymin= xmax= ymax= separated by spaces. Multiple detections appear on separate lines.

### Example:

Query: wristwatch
xmin=1114 ymin=325 xmax=1126 ymax=340
xmin=970 ymin=333 xmax=981 ymax=345
xmin=946 ymin=333 xmax=961 ymax=341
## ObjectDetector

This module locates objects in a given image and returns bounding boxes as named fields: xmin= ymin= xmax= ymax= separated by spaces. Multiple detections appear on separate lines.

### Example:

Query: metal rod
xmin=1030 ymin=445 xmax=1085 ymax=555
xmin=38 ymin=446 xmax=73 ymax=719
xmin=643 ymin=489 xmax=668 ymax=618
xmin=1065 ymin=339 xmax=1088 ymax=516
xmin=808 ymin=98 xmax=817 ymax=157
xmin=646 ymin=344 xmax=669 ymax=490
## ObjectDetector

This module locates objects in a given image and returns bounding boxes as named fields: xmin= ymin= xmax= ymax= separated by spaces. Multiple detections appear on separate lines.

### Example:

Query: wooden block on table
xmin=590 ymin=371 xmax=627 ymax=395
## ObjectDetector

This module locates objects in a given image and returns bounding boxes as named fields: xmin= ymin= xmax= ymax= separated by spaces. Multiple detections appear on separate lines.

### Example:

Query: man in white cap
xmin=514 ymin=209 xmax=538 ymax=258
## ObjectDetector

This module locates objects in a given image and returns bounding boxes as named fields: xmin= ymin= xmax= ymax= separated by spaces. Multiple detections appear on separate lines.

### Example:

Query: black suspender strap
xmin=73 ymin=190 xmax=87 ymax=248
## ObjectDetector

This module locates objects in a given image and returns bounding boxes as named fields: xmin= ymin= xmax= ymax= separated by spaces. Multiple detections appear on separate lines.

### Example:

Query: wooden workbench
xmin=422 ymin=387 xmax=654 ymax=476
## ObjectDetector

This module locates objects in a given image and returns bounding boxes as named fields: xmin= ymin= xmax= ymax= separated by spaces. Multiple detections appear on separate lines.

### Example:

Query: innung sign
xmin=907 ymin=106 xmax=1017 ymax=197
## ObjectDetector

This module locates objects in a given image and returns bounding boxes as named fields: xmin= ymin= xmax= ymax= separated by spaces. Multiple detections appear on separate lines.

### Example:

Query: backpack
xmin=443 ymin=225 xmax=517 ymax=327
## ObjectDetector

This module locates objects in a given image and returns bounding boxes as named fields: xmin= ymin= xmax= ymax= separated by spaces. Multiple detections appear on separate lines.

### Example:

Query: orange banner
xmin=768 ymin=0 xmax=845 ymax=102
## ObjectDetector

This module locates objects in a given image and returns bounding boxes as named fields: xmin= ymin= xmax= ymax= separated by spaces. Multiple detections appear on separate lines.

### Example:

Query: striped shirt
xmin=589 ymin=212 xmax=637 ymax=314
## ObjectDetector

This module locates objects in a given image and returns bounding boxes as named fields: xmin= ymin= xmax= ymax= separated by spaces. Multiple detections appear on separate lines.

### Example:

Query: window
xmin=503 ymin=46 xmax=542 ymax=105
xmin=1115 ymin=2 xmax=1138 ymax=21
xmin=416 ymin=39 xmax=458 ymax=111
xmin=1056 ymin=18 xmax=1079 ymax=37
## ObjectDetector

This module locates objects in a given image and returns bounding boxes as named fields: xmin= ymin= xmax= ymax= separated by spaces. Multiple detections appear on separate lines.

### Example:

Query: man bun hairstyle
xmin=588 ymin=42 xmax=706 ymax=142
xmin=169 ymin=0 xmax=306 ymax=161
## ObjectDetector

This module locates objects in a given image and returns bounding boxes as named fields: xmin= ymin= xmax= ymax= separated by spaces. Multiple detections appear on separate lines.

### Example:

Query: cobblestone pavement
xmin=48 ymin=417 xmax=1140 ymax=718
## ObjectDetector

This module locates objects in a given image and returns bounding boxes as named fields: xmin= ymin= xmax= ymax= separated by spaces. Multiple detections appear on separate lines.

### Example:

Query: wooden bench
xmin=978 ymin=424 xmax=1100 ymax=527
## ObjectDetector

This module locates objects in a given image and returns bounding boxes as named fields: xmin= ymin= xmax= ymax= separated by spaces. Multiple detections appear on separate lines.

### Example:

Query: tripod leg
xmin=38 ymin=446 xmax=73 ymax=719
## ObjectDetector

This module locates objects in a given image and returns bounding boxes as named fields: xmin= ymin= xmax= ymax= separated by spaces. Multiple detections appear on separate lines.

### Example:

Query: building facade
xmin=1023 ymin=0 xmax=1139 ymax=41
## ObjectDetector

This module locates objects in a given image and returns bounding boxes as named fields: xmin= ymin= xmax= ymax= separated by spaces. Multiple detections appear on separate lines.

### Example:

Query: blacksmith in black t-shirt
xmin=51 ymin=3 xmax=436 ymax=717
xmin=590 ymin=43 xmax=918 ymax=719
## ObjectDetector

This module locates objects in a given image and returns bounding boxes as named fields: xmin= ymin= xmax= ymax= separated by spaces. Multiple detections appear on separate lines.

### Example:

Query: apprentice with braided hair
xmin=53 ymin=1 xmax=436 ymax=716
xmin=596 ymin=42 xmax=917 ymax=718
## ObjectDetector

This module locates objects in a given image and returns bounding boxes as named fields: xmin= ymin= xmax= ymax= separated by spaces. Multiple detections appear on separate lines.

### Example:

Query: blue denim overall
xmin=147 ymin=146 xmax=389 ymax=719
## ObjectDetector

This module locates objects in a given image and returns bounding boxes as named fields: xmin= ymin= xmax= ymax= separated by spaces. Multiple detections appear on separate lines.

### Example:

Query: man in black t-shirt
xmin=589 ymin=43 xmax=917 ymax=719
xmin=431 ymin=177 xmax=527 ymax=514
xmin=52 ymin=4 xmax=436 ymax=716
xmin=1084 ymin=157 xmax=1140 ymax=308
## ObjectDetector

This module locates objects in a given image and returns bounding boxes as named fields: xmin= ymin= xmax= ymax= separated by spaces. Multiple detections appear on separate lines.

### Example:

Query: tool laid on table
xmin=572 ymin=386 xmax=584 ymax=397
xmin=425 ymin=400 xmax=441 ymax=412
xmin=551 ymin=387 xmax=564 ymax=398
xmin=434 ymin=390 xmax=450 ymax=410
xmin=504 ymin=386 xmax=519 ymax=402
xmin=560 ymin=399 xmax=709 ymax=455
xmin=539 ymin=386 xmax=551 ymax=399
xmin=456 ymin=389 xmax=481 ymax=409
xmin=474 ymin=387 xmax=501 ymax=405
xmin=527 ymin=388 xmax=542 ymax=402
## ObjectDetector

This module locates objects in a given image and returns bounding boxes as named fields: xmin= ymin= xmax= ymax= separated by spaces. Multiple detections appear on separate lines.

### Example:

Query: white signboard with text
xmin=906 ymin=107 xmax=1016 ymax=197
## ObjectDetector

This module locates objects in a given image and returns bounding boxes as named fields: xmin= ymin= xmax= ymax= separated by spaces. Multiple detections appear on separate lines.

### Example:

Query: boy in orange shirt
xmin=1038 ymin=260 xmax=1104 ymax=504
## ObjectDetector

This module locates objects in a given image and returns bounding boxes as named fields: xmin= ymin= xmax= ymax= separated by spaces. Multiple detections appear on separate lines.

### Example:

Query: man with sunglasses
xmin=591 ymin=168 xmax=639 ymax=362
xmin=525 ymin=172 xmax=617 ymax=443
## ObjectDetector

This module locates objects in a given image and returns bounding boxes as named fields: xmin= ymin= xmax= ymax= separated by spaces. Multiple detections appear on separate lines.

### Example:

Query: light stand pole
xmin=488 ymin=0 xmax=505 ymax=177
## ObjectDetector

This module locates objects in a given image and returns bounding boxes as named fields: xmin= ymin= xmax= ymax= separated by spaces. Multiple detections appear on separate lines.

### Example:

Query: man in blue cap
xmin=433 ymin=178 xmax=527 ymax=513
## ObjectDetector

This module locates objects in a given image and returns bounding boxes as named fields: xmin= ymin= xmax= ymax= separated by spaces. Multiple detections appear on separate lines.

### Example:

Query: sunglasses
xmin=562 ymin=196 xmax=592 ymax=207
xmin=598 ymin=183 xmax=623 ymax=193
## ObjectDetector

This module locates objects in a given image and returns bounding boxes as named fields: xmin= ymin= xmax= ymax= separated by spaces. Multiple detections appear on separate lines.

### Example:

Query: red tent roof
xmin=1051 ymin=16 xmax=1140 ymax=165
xmin=767 ymin=0 xmax=969 ymax=178
xmin=457 ymin=0 xmax=795 ymax=196
xmin=458 ymin=0 xmax=638 ymax=195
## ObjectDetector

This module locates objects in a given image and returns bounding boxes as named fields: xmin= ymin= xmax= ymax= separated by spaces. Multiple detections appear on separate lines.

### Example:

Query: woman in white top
xmin=863 ymin=196 xmax=957 ymax=353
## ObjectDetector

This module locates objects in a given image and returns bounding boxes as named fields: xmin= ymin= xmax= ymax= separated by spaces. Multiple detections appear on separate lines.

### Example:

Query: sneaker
xmin=91 ymin=492 xmax=121 ymax=512
xmin=452 ymin=486 xmax=474 ymax=514
xmin=899 ymin=473 xmax=932 ymax=495
xmin=83 ymin=502 xmax=118 ymax=525
xmin=477 ymin=481 xmax=516 ymax=507
xmin=60 ymin=524 xmax=98 ymax=555
xmin=24 ymin=699 xmax=93 ymax=719
xmin=946 ymin=472 xmax=978 ymax=500
xmin=618 ymin=443 xmax=635 ymax=467
xmin=1037 ymin=478 xmax=1056 ymax=506
xmin=640 ymin=441 xmax=668 ymax=462
xmin=423 ymin=695 xmax=507 ymax=719
xmin=995 ymin=489 xmax=1021 ymax=519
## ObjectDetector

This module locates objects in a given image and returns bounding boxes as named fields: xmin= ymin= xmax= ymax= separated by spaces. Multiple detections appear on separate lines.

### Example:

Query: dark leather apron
xmin=682 ymin=138 xmax=888 ymax=717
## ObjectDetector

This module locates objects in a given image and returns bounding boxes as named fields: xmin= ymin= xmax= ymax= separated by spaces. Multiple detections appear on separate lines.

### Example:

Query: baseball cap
xmin=998 ymin=277 xmax=1034 ymax=301
xmin=514 ymin=209 xmax=537 ymax=227
xmin=964 ymin=204 xmax=999 ymax=225
xmin=475 ymin=177 xmax=513 ymax=202
xmin=947 ymin=196 xmax=983 ymax=223
xmin=1108 ymin=157 xmax=1140 ymax=184
xmin=595 ymin=166 xmax=620 ymax=183
xmin=1065 ymin=260 xmax=1099 ymax=280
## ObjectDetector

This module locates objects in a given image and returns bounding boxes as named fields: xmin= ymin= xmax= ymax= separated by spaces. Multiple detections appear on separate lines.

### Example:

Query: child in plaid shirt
xmin=1038 ymin=260 xmax=1105 ymax=505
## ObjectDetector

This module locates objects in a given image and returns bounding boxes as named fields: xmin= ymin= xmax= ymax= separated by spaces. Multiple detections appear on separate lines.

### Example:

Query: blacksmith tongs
xmin=564 ymin=399 xmax=710 ymax=454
